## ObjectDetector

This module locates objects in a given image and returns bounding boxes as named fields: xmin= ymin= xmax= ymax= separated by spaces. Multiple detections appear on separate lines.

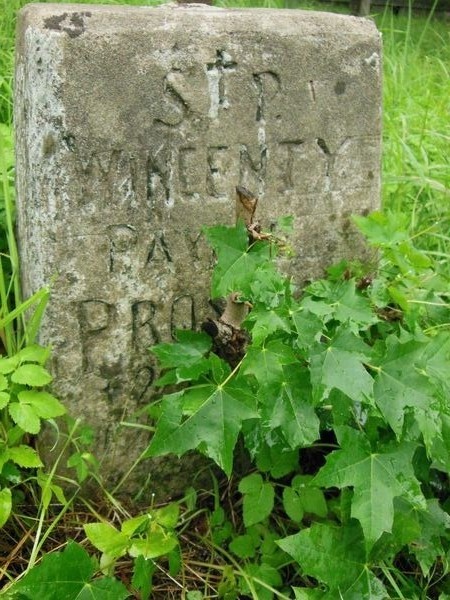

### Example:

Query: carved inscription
xmin=132 ymin=300 xmax=160 ymax=350
xmin=206 ymin=50 xmax=237 ymax=118
xmin=157 ymin=69 xmax=189 ymax=126
xmin=253 ymin=71 xmax=281 ymax=122
xmin=108 ymin=224 xmax=138 ymax=273
xmin=78 ymin=300 xmax=115 ymax=372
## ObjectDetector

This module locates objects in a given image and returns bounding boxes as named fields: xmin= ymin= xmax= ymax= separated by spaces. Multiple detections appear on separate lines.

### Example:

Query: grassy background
xmin=0 ymin=0 xmax=449 ymax=268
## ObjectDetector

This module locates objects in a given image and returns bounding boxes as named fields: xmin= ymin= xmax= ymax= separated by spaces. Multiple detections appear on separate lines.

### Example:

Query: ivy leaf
xmin=292 ymin=308 xmax=323 ymax=350
xmin=242 ymin=340 xmax=297 ymax=390
xmin=238 ymin=473 xmax=274 ymax=527
xmin=278 ymin=521 xmax=387 ymax=598
xmin=245 ymin=305 xmax=291 ymax=346
xmin=266 ymin=365 xmax=320 ymax=449
xmin=373 ymin=335 xmax=439 ymax=450
xmin=333 ymin=280 xmax=378 ymax=329
xmin=11 ymin=541 xmax=130 ymax=600
xmin=150 ymin=331 xmax=211 ymax=370
xmin=310 ymin=327 xmax=374 ymax=405
xmin=414 ymin=499 xmax=450 ymax=575
xmin=203 ymin=222 xmax=270 ymax=297
xmin=313 ymin=427 xmax=425 ymax=548
xmin=145 ymin=383 xmax=258 ymax=476
xmin=353 ymin=211 xmax=410 ymax=246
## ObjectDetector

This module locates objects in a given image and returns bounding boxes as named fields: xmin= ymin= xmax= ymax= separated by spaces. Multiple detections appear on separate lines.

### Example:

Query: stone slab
xmin=15 ymin=3 xmax=381 ymax=492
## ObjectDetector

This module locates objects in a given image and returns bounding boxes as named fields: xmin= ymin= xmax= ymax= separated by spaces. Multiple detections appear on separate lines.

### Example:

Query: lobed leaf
xmin=10 ymin=541 xmax=129 ymax=600
xmin=313 ymin=427 xmax=425 ymax=548
xmin=145 ymin=382 xmax=258 ymax=476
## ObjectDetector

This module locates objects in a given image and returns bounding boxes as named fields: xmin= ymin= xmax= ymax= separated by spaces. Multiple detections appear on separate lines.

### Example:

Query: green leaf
xmin=246 ymin=306 xmax=291 ymax=345
xmin=291 ymin=475 xmax=328 ymax=518
xmin=283 ymin=487 xmax=304 ymax=522
xmin=8 ymin=445 xmax=43 ymax=468
xmin=266 ymin=365 xmax=320 ymax=449
xmin=153 ymin=503 xmax=179 ymax=528
xmin=373 ymin=336 xmax=438 ymax=446
xmin=0 ymin=355 xmax=19 ymax=375
xmin=229 ymin=534 xmax=257 ymax=559
xmin=254 ymin=439 xmax=298 ymax=479
xmin=242 ymin=340 xmax=297 ymax=389
xmin=8 ymin=402 xmax=41 ymax=434
xmin=11 ymin=541 xmax=130 ymax=600
xmin=18 ymin=390 xmax=66 ymax=419
xmin=146 ymin=383 xmax=258 ymax=476
xmin=11 ymin=364 xmax=52 ymax=386
xmin=409 ymin=499 xmax=450 ymax=576
xmin=17 ymin=345 xmax=50 ymax=365
xmin=204 ymin=222 xmax=271 ymax=297
xmin=310 ymin=327 xmax=373 ymax=404
xmin=278 ymin=521 xmax=387 ymax=598
xmin=238 ymin=473 xmax=274 ymax=527
xmin=0 ymin=373 xmax=7 ymax=391
xmin=0 ymin=391 xmax=9 ymax=409
xmin=84 ymin=523 xmax=130 ymax=558
xmin=131 ymin=555 xmax=155 ymax=600
xmin=121 ymin=514 xmax=150 ymax=537
xmin=240 ymin=563 xmax=282 ymax=600
xmin=353 ymin=211 xmax=410 ymax=246
xmin=333 ymin=280 xmax=378 ymax=329
xmin=292 ymin=308 xmax=323 ymax=350
xmin=128 ymin=527 xmax=178 ymax=559
xmin=0 ymin=488 xmax=12 ymax=528
xmin=283 ymin=476 xmax=328 ymax=523
xmin=150 ymin=330 xmax=211 ymax=369
xmin=313 ymin=427 xmax=425 ymax=548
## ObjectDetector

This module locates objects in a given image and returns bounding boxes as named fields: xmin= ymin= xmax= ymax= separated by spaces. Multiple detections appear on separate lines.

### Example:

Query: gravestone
xmin=15 ymin=3 xmax=381 ymax=493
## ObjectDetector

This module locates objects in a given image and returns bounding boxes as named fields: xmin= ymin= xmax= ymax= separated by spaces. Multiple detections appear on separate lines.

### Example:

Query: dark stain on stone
xmin=334 ymin=80 xmax=346 ymax=95
xmin=44 ymin=12 xmax=91 ymax=38
xmin=44 ymin=13 xmax=68 ymax=32
xmin=42 ymin=133 xmax=56 ymax=157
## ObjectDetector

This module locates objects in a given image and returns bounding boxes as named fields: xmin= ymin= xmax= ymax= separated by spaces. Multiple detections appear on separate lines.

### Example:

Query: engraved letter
xmin=78 ymin=300 xmax=115 ymax=372
xmin=239 ymin=144 xmax=267 ymax=194
xmin=108 ymin=224 xmax=138 ymax=273
xmin=206 ymin=50 xmax=237 ymax=119
xmin=253 ymin=71 xmax=281 ymax=122
xmin=157 ymin=69 xmax=189 ymax=127
xmin=132 ymin=301 xmax=160 ymax=350
xmin=207 ymin=146 xmax=232 ymax=197
xmin=179 ymin=147 xmax=203 ymax=197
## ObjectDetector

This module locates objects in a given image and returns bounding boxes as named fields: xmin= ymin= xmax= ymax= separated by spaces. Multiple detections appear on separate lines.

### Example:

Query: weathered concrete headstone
xmin=15 ymin=3 xmax=381 ymax=493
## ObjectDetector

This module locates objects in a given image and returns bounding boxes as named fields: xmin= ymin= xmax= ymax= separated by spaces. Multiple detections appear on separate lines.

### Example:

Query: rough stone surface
xmin=15 ymin=3 xmax=381 ymax=494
